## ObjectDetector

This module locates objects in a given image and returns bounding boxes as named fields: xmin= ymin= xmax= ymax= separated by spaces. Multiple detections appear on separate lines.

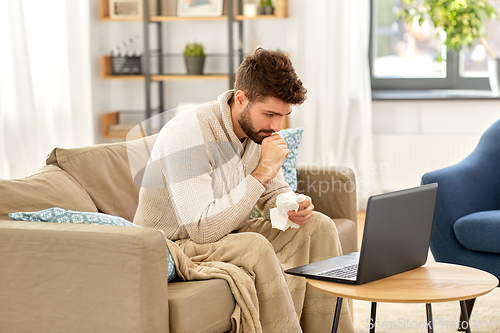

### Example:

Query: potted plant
xmin=183 ymin=42 xmax=205 ymax=75
xmin=259 ymin=0 xmax=274 ymax=15
xmin=399 ymin=0 xmax=499 ymax=94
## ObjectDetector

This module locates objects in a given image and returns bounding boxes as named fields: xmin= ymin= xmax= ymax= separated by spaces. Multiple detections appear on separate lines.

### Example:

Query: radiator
xmin=373 ymin=135 xmax=481 ymax=192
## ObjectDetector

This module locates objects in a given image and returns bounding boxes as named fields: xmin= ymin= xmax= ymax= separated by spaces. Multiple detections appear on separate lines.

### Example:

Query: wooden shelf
xmin=234 ymin=15 xmax=284 ymax=20
xmin=151 ymin=74 xmax=229 ymax=81
xmin=101 ymin=56 xmax=229 ymax=81
xmin=149 ymin=14 xmax=287 ymax=21
xmin=99 ymin=0 xmax=288 ymax=21
xmin=150 ymin=15 xmax=229 ymax=21
xmin=102 ymin=111 xmax=127 ymax=139
xmin=100 ymin=16 xmax=142 ymax=21
xmin=102 ymin=111 xmax=145 ymax=139
xmin=101 ymin=14 xmax=287 ymax=22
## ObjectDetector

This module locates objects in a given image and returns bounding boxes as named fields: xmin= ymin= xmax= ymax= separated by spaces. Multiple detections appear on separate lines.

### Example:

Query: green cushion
xmin=9 ymin=207 xmax=176 ymax=282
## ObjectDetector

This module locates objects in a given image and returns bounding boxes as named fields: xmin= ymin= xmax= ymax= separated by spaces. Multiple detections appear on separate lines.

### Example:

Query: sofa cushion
xmin=454 ymin=210 xmax=500 ymax=254
xmin=9 ymin=207 xmax=137 ymax=226
xmin=0 ymin=165 xmax=97 ymax=220
xmin=168 ymin=279 xmax=235 ymax=333
xmin=9 ymin=207 xmax=177 ymax=282
xmin=46 ymin=135 xmax=158 ymax=222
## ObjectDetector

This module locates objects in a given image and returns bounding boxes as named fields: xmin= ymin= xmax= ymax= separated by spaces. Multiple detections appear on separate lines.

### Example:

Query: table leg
xmin=331 ymin=297 xmax=343 ymax=333
xmin=426 ymin=303 xmax=434 ymax=333
xmin=459 ymin=298 xmax=476 ymax=331
xmin=370 ymin=302 xmax=377 ymax=333
xmin=459 ymin=300 xmax=472 ymax=333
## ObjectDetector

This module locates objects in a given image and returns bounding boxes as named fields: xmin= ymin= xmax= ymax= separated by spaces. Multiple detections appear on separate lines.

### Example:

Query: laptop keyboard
xmin=318 ymin=263 xmax=358 ymax=279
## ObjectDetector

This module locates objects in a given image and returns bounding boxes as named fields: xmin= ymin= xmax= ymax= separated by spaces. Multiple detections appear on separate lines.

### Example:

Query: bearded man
xmin=134 ymin=48 xmax=354 ymax=333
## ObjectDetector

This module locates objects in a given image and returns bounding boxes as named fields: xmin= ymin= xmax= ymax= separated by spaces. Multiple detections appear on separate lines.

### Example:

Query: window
xmin=369 ymin=0 xmax=500 ymax=91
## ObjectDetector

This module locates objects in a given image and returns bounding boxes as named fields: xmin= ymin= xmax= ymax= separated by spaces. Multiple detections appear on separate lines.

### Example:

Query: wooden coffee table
xmin=306 ymin=262 xmax=498 ymax=333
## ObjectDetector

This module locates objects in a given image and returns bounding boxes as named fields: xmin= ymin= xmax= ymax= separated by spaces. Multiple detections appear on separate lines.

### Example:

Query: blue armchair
xmin=421 ymin=118 xmax=500 ymax=280
xmin=421 ymin=118 xmax=500 ymax=324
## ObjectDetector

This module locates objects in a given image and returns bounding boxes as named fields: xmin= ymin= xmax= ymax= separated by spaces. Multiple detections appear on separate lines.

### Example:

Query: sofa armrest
xmin=296 ymin=166 xmax=358 ymax=254
xmin=0 ymin=220 xmax=169 ymax=333
xmin=296 ymin=166 xmax=357 ymax=224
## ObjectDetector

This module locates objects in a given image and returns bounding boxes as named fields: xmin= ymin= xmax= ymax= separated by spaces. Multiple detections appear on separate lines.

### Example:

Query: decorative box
xmin=111 ymin=56 xmax=142 ymax=75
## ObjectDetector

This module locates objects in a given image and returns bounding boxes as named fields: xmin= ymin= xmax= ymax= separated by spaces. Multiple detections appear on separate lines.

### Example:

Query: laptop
xmin=285 ymin=183 xmax=438 ymax=285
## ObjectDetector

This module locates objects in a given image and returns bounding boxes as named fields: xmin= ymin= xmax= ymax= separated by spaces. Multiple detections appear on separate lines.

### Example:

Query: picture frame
xmin=177 ymin=0 xmax=224 ymax=17
xmin=109 ymin=0 xmax=143 ymax=18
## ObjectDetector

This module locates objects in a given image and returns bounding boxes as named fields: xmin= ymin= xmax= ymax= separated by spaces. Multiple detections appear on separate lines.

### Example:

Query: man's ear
xmin=234 ymin=90 xmax=248 ymax=107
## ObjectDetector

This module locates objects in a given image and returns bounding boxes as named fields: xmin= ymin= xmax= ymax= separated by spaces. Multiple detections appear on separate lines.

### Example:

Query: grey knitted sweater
xmin=133 ymin=90 xmax=290 ymax=243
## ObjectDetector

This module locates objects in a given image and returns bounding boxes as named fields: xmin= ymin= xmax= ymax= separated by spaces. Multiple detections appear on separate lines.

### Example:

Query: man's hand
xmin=287 ymin=195 xmax=314 ymax=225
xmin=251 ymin=133 xmax=288 ymax=185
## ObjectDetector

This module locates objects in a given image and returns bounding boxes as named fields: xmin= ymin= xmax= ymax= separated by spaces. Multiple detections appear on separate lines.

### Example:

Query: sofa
xmin=0 ymin=134 xmax=358 ymax=333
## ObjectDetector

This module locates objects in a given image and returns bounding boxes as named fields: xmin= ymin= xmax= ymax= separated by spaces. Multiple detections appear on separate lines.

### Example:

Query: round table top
xmin=306 ymin=262 xmax=499 ymax=303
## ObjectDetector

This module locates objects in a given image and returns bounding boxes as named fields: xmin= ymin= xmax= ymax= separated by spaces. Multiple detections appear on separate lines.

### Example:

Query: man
xmin=134 ymin=48 xmax=354 ymax=333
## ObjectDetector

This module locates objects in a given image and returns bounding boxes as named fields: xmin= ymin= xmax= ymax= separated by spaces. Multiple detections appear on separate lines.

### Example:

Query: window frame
xmin=369 ymin=0 xmax=491 ymax=91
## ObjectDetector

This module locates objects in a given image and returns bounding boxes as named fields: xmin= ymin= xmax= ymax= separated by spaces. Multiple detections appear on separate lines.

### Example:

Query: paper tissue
xmin=270 ymin=192 xmax=306 ymax=231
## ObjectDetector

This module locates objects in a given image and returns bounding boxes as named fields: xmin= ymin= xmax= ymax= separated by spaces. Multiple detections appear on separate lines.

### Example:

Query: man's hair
xmin=234 ymin=48 xmax=307 ymax=105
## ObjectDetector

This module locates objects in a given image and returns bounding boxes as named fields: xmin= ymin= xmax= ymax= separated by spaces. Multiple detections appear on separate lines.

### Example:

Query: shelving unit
xmin=99 ymin=0 xmax=288 ymax=138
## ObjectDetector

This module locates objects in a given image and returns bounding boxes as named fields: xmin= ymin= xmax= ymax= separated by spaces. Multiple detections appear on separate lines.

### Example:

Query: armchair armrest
xmin=422 ymin=161 xmax=500 ymax=224
xmin=0 ymin=220 xmax=169 ymax=333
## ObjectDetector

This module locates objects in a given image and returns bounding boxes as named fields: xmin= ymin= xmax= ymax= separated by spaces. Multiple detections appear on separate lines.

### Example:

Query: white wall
xmin=373 ymin=100 xmax=500 ymax=192
xmin=373 ymin=100 xmax=500 ymax=135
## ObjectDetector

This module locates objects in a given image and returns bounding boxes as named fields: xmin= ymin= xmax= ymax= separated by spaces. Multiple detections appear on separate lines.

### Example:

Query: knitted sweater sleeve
xmin=257 ymin=169 xmax=291 ymax=221
xmin=158 ymin=111 xmax=265 ymax=244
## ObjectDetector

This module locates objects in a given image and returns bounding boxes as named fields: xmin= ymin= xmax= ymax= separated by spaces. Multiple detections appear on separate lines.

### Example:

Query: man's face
xmin=238 ymin=97 xmax=292 ymax=144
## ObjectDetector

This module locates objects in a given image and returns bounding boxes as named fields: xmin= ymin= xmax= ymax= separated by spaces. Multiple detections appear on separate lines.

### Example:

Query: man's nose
xmin=270 ymin=118 xmax=283 ymax=132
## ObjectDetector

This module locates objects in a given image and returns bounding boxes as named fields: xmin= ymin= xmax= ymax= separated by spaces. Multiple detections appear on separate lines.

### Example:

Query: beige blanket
xmin=167 ymin=212 xmax=354 ymax=333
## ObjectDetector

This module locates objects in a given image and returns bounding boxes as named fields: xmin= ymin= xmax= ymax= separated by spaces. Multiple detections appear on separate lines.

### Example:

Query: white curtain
xmin=288 ymin=0 xmax=380 ymax=207
xmin=0 ymin=0 xmax=94 ymax=179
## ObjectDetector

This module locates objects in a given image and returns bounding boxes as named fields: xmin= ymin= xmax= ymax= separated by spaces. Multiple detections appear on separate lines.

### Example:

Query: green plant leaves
xmin=398 ymin=0 xmax=497 ymax=53
xmin=183 ymin=42 xmax=204 ymax=57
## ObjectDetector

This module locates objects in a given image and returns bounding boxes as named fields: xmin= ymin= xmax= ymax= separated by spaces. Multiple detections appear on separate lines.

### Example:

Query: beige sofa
xmin=0 ymin=135 xmax=357 ymax=333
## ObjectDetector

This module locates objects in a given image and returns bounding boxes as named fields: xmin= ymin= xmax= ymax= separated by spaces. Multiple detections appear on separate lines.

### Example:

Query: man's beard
xmin=238 ymin=104 xmax=273 ymax=144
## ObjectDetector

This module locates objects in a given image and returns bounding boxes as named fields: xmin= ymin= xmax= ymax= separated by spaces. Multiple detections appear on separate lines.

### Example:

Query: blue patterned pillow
xmin=249 ymin=127 xmax=304 ymax=219
xmin=278 ymin=127 xmax=304 ymax=191
xmin=9 ymin=207 xmax=176 ymax=282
